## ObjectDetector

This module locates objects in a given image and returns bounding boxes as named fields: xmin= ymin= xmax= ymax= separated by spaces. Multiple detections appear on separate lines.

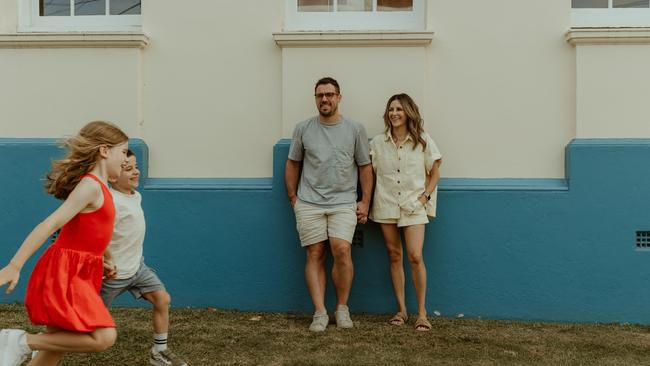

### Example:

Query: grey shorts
xmin=100 ymin=259 xmax=166 ymax=306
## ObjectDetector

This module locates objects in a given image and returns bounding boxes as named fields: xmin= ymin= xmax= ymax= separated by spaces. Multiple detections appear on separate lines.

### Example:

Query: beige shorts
xmin=371 ymin=207 xmax=429 ymax=228
xmin=293 ymin=199 xmax=357 ymax=247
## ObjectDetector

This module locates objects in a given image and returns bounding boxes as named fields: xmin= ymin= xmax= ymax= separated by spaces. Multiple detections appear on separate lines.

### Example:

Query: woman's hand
xmin=417 ymin=195 xmax=428 ymax=207
xmin=0 ymin=263 xmax=20 ymax=294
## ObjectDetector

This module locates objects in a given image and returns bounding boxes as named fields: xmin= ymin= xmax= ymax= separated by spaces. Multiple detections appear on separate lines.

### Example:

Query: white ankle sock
xmin=152 ymin=332 xmax=168 ymax=353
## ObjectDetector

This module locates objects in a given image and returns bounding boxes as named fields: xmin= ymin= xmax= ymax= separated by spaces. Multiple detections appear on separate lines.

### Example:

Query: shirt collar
xmin=385 ymin=130 xmax=414 ymax=144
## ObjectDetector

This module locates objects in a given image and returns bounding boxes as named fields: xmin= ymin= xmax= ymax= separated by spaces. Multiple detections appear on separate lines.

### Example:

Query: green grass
xmin=2 ymin=303 xmax=650 ymax=365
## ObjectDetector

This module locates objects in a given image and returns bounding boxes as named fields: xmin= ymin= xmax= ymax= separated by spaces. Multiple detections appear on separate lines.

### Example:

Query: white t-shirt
xmin=108 ymin=188 xmax=145 ymax=279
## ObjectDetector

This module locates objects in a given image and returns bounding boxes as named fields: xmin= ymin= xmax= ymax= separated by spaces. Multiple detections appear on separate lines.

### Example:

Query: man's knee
xmin=305 ymin=243 xmax=327 ymax=262
xmin=330 ymin=241 xmax=351 ymax=262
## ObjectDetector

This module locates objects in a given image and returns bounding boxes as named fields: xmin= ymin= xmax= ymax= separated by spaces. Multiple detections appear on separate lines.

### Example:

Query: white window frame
xmin=572 ymin=0 xmax=650 ymax=27
xmin=19 ymin=0 xmax=141 ymax=33
xmin=284 ymin=0 xmax=425 ymax=31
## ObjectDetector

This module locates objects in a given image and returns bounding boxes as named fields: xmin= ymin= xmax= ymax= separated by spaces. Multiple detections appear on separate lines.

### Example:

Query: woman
xmin=369 ymin=94 xmax=442 ymax=331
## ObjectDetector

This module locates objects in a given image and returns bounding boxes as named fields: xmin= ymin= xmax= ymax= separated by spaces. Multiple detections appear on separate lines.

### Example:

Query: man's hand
xmin=289 ymin=195 xmax=298 ymax=208
xmin=356 ymin=200 xmax=369 ymax=224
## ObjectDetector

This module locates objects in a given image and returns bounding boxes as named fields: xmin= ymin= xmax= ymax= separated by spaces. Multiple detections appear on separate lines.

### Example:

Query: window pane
xmin=378 ymin=0 xmax=413 ymax=11
xmin=298 ymin=0 xmax=332 ymax=12
xmin=613 ymin=0 xmax=650 ymax=7
xmin=110 ymin=0 xmax=141 ymax=15
xmin=75 ymin=0 xmax=106 ymax=15
xmin=40 ymin=0 xmax=71 ymax=16
xmin=338 ymin=0 xmax=372 ymax=11
xmin=571 ymin=0 xmax=608 ymax=8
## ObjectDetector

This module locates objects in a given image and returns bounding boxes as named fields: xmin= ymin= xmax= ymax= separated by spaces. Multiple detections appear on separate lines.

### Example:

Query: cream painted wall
xmin=0 ymin=48 xmax=142 ymax=138
xmin=0 ymin=1 xmax=582 ymax=178
xmin=0 ymin=0 xmax=17 ymax=33
xmin=141 ymin=1 xmax=283 ymax=178
xmin=576 ymin=44 xmax=650 ymax=138
xmin=281 ymin=47 xmax=426 ymax=139
xmin=427 ymin=0 xmax=575 ymax=178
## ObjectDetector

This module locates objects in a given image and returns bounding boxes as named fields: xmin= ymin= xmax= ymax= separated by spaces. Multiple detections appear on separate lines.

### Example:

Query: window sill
xmin=273 ymin=31 xmax=434 ymax=47
xmin=566 ymin=27 xmax=650 ymax=45
xmin=0 ymin=32 xmax=149 ymax=49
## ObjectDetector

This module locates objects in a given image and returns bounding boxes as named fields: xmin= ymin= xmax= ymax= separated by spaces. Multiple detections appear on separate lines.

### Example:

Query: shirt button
xmin=398 ymin=192 xmax=401 ymax=195
xmin=397 ymin=169 xmax=400 ymax=172
xmin=397 ymin=181 xmax=400 ymax=184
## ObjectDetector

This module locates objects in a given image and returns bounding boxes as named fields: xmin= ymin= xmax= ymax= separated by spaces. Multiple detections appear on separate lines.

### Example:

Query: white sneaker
xmin=150 ymin=349 xmax=188 ymax=366
xmin=0 ymin=329 xmax=30 ymax=366
xmin=308 ymin=311 xmax=329 ymax=332
xmin=334 ymin=305 xmax=353 ymax=328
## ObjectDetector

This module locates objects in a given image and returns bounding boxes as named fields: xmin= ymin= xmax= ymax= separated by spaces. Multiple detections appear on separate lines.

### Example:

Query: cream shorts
xmin=293 ymin=199 xmax=357 ymax=247
xmin=371 ymin=206 xmax=429 ymax=228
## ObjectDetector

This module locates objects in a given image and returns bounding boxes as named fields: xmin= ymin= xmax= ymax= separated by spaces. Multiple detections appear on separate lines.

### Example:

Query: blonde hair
xmin=383 ymin=93 xmax=427 ymax=151
xmin=45 ymin=121 xmax=128 ymax=200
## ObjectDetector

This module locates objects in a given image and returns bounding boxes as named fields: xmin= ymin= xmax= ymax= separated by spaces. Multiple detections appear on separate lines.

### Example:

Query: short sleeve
xmin=354 ymin=124 xmax=371 ymax=166
xmin=288 ymin=123 xmax=304 ymax=161
xmin=423 ymin=132 xmax=442 ymax=173
xmin=369 ymin=136 xmax=379 ymax=171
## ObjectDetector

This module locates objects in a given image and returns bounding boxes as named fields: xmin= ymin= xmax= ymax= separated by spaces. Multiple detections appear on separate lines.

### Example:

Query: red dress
xmin=25 ymin=173 xmax=116 ymax=332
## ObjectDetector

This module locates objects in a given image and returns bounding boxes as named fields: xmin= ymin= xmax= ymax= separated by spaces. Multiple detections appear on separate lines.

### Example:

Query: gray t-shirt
xmin=288 ymin=116 xmax=371 ymax=206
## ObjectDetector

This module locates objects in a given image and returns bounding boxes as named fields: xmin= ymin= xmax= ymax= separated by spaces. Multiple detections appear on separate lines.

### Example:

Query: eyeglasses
xmin=314 ymin=92 xmax=339 ymax=99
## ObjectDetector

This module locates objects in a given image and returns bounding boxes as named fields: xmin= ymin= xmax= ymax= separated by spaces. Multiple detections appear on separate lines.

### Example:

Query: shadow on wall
xmin=1 ymin=138 xmax=650 ymax=323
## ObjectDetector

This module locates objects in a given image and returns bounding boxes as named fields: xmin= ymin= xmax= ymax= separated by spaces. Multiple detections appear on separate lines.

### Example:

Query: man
xmin=285 ymin=76 xmax=373 ymax=332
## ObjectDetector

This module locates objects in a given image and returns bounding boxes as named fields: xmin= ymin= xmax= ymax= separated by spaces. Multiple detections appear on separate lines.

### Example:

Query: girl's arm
xmin=0 ymin=178 xmax=101 ymax=293
xmin=418 ymin=160 xmax=442 ymax=206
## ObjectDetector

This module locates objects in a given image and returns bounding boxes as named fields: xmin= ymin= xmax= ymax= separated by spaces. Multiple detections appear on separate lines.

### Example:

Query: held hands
xmin=0 ymin=262 xmax=20 ymax=294
xmin=103 ymin=259 xmax=117 ymax=280
xmin=356 ymin=201 xmax=369 ymax=224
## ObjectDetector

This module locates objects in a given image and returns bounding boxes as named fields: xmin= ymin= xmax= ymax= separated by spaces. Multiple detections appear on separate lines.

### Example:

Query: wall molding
xmin=566 ymin=27 xmax=650 ymax=45
xmin=273 ymin=31 xmax=434 ymax=47
xmin=0 ymin=32 xmax=149 ymax=49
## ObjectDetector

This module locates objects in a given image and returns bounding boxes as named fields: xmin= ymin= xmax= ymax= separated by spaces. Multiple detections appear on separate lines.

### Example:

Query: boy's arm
xmin=103 ymin=249 xmax=117 ymax=279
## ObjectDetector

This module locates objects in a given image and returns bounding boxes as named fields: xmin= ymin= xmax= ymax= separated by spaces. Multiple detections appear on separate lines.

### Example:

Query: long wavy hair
xmin=45 ymin=121 xmax=128 ymax=200
xmin=383 ymin=93 xmax=427 ymax=151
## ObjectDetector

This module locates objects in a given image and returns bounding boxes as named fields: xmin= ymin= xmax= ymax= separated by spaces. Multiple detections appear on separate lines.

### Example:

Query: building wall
xmin=0 ymin=48 xmax=142 ymax=138
xmin=1 ymin=1 xmax=578 ymax=178
xmin=1 ymin=138 xmax=650 ymax=324
xmin=576 ymin=44 xmax=650 ymax=138
xmin=3 ymin=1 xmax=650 ymax=323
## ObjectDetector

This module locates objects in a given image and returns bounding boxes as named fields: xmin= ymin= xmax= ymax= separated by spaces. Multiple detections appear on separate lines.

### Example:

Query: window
xmin=572 ymin=0 xmax=650 ymax=27
xmin=284 ymin=0 xmax=425 ymax=31
xmin=19 ymin=0 xmax=141 ymax=32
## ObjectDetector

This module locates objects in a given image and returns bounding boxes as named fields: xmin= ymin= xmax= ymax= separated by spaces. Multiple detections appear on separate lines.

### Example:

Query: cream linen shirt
xmin=369 ymin=131 xmax=442 ymax=220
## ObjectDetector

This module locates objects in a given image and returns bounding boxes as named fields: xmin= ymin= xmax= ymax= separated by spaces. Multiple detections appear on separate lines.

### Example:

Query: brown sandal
xmin=388 ymin=312 xmax=408 ymax=326
xmin=414 ymin=317 xmax=432 ymax=331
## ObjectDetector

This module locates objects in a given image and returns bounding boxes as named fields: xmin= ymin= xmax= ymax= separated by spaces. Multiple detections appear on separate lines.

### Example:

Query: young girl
xmin=0 ymin=121 xmax=128 ymax=365
xmin=369 ymin=94 xmax=442 ymax=332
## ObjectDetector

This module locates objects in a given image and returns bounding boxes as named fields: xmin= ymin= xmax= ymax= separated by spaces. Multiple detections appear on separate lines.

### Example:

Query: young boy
xmin=101 ymin=150 xmax=187 ymax=366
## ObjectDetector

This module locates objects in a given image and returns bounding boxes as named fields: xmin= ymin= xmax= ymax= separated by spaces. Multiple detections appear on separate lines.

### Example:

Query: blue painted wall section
xmin=1 ymin=138 xmax=650 ymax=323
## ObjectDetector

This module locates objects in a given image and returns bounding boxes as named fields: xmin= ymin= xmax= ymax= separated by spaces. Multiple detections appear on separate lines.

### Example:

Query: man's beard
xmin=319 ymin=103 xmax=337 ymax=117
